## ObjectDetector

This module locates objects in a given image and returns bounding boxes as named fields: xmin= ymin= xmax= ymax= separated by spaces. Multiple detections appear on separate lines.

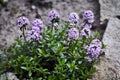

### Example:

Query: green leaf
xmin=21 ymin=66 xmax=27 ymax=70
xmin=102 ymin=42 xmax=106 ymax=48
xmin=94 ymin=31 xmax=99 ymax=38
xmin=29 ymin=71 xmax=32 ymax=77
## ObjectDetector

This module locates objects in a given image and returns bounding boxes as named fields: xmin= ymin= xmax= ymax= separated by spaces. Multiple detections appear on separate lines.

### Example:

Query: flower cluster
xmin=27 ymin=19 xmax=43 ymax=40
xmin=27 ymin=27 xmax=42 ymax=41
xmin=48 ymin=9 xmax=60 ymax=26
xmin=17 ymin=16 xmax=30 ymax=29
xmin=68 ymin=28 xmax=79 ymax=40
xmin=83 ymin=10 xmax=94 ymax=24
xmin=85 ymin=39 xmax=102 ymax=61
xmin=32 ymin=19 xmax=43 ymax=29
xmin=69 ymin=12 xmax=79 ymax=25
xmin=91 ymin=39 xmax=102 ymax=48
xmin=80 ymin=27 xmax=91 ymax=38
xmin=79 ymin=10 xmax=94 ymax=39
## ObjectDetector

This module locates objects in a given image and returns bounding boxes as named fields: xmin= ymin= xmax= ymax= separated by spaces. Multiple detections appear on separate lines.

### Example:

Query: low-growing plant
xmin=0 ymin=10 xmax=105 ymax=80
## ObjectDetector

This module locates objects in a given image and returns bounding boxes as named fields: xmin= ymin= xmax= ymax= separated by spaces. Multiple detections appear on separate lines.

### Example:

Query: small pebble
xmin=31 ymin=5 xmax=36 ymax=10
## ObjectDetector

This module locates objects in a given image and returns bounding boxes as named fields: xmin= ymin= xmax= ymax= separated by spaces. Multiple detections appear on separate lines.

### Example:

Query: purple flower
xmin=68 ymin=28 xmax=79 ymax=40
xmin=81 ymin=23 xmax=92 ymax=29
xmin=80 ymin=27 xmax=91 ymax=38
xmin=91 ymin=39 xmax=102 ymax=48
xmin=27 ymin=25 xmax=42 ymax=40
xmin=27 ymin=30 xmax=42 ymax=41
xmin=86 ymin=39 xmax=102 ymax=57
xmin=87 ymin=44 xmax=101 ymax=57
xmin=32 ymin=19 xmax=43 ymax=29
xmin=83 ymin=10 xmax=94 ymax=24
xmin=48 ymin=10 xmax=60 ymax=24
xmin=17 ymin=16 xmax=30 ymax=28
xmin=32 ymin=26 xmax=41 ymax=33
xmin=69 ymin=12 xmax=79 ymax=25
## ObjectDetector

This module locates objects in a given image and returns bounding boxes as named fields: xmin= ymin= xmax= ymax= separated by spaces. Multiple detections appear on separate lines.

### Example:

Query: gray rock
xmin=3 ymin=0 xmax=8 ymax=3
xmin=7 ymin=72 xmax=19 ymax=80
xmin=99 ymin=0 xmax=120 ymax=21
xmin=31 ymin=5 xmax=36 ymax=10
xmin=92 ymin=18 xmax=120 ymax=80
xmin=0 ymin=72 xmax=19 ymax=80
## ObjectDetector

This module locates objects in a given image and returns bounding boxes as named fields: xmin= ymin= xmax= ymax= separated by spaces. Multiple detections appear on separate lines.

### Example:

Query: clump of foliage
xmin=0 ymin=10 xmax=105 ymax=80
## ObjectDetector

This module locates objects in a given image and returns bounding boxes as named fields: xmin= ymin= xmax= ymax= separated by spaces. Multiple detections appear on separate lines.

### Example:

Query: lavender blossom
xmin=80 ymin=27 xmax=91 ymax=38
xmin=32 ymin=19 xmax=43 ymax=29
xmin=83 ymin=10 xmax=94 ymax=24
xmin=87 ymin=44 xmax=101 ymax=57
xmin=27 ymin=25 xmax=42 ymax=41
xmin=48 ymin=10 xmax=60 ymax=24
xmin=69 ymin=12 xmax=79 ymax=25
xmin=27 ymin=30 xmax=42 ymax=41
xmin=68 ymin=28 xmax=79 ymax=40
xmin=17 ymin=16 xmax=30 ymax=28
xmin=32 ymin=26 xmax=41 ymax=33
xmin=81 ymin=23 xmax=92 ymax=29
xmin=91 ymin=39 xmax=102 ymax=48
xmin=86 ymin=39 xmax=102 ymax=57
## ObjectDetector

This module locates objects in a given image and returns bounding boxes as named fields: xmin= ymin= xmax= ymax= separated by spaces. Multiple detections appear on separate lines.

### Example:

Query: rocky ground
xmin=0 ymin=0 xmax=120 ymax=80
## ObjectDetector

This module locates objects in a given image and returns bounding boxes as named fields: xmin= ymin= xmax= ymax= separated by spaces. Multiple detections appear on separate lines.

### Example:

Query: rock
xmin=7 ymin=72 xmax=19 ymax=80
xmin=31 ymin=5 xmax=36 ymax=10
xmin=0 ymin=72 xmax=19 ymax=80
xmin=99 ymin=0 xmax=120 ymax=21
xmin=29 ymin=0 xmax=53 ymax=8
xmin=92 ymin=18 xmax=120 ymax=80
xmin=3 ymin=0 xmax=8 ymax=3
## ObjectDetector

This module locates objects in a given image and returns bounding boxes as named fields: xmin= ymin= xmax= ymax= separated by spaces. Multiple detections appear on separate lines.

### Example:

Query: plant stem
xmin=22 ymin=27 xmax=27 ymax=42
